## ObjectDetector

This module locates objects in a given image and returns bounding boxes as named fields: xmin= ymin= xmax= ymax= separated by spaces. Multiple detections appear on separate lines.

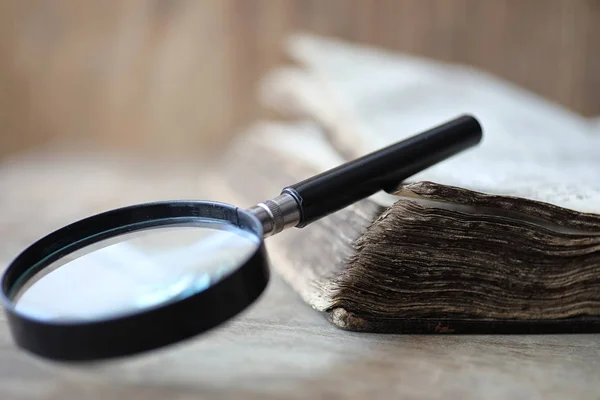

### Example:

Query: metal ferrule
xmin=246 ymin=193 xmax=301 ymax=237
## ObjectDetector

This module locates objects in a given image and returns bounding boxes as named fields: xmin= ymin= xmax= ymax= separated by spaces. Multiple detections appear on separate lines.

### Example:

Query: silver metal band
xmin=247 ymin=193 xmax=301 ymax=237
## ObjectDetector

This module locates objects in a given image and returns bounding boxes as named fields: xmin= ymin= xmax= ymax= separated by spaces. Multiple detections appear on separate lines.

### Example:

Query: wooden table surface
xmin=1 ymin=151 xmax=599 ymax=400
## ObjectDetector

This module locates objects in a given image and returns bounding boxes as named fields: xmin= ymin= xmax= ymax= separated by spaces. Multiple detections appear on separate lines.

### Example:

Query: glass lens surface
xmin=12 ymin=221 xmax=260 ymax=322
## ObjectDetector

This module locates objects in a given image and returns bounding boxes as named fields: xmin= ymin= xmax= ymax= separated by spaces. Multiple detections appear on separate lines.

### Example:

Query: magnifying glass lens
xmin=12 ymin=221 xmax=260 ymax=323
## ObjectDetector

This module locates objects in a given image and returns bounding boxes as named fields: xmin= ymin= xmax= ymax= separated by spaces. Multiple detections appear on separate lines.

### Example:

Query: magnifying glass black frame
xmin=2 ymin=201 xmax=270 ymax=361
xmin=1 ymin=115 xmax=482 ymax=361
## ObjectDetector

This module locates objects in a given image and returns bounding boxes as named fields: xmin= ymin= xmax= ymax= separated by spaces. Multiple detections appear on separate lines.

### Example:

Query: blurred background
xmin=0 ymin=0 xmax=598 ymax=162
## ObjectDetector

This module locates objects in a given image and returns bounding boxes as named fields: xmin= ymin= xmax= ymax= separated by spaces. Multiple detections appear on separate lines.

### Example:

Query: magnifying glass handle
xmin=248 ymin=114 xmax=482 ymax=236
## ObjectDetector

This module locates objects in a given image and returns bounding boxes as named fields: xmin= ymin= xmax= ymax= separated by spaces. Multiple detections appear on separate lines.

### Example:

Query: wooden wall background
xmin=0 ymin=0 xmax=598 ymax=160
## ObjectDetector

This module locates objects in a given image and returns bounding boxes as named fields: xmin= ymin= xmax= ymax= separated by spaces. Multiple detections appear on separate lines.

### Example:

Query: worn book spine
xmin=219 ymin=122 xmax=600 ymax=334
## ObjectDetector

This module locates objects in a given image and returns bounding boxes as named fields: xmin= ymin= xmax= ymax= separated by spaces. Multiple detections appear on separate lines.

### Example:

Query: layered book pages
xmin=218 ymin=35 xmax=600 ymax=333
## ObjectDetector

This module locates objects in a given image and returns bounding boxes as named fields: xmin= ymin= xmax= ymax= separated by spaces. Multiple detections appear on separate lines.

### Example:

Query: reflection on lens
xmin=13 ymin=222 xmax=260 ymax=322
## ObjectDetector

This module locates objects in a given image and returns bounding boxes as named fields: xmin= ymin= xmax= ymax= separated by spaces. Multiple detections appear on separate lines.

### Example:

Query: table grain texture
xmin=1 ymin=152 xmax=599 ymax=400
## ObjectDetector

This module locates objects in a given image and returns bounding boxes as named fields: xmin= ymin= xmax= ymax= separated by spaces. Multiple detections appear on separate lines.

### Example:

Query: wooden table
xmin=1 ymin=151 xmax=599 ymax=400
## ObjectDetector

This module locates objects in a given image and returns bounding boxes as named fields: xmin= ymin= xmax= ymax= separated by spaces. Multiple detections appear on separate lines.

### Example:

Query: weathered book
xmin=218 ymin=35 xmax=600 ymax=333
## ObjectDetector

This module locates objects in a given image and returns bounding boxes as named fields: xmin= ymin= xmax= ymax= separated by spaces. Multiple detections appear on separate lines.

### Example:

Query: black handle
xmin=282 ymin=114 xmax=483 ymax=228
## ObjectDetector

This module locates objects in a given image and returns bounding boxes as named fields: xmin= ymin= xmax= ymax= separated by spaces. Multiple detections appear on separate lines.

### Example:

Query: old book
xmin=218 ymin=35 xmax=600 ymax=333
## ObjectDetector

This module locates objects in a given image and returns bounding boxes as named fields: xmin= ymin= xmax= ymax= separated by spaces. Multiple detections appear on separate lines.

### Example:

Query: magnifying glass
xmin=1 ymin=115 xmax=482 ymax=361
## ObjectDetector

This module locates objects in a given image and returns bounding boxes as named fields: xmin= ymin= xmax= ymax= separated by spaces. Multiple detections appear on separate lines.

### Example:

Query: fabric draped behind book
xmin=258 ymin=34 xmax=600 ymax=213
